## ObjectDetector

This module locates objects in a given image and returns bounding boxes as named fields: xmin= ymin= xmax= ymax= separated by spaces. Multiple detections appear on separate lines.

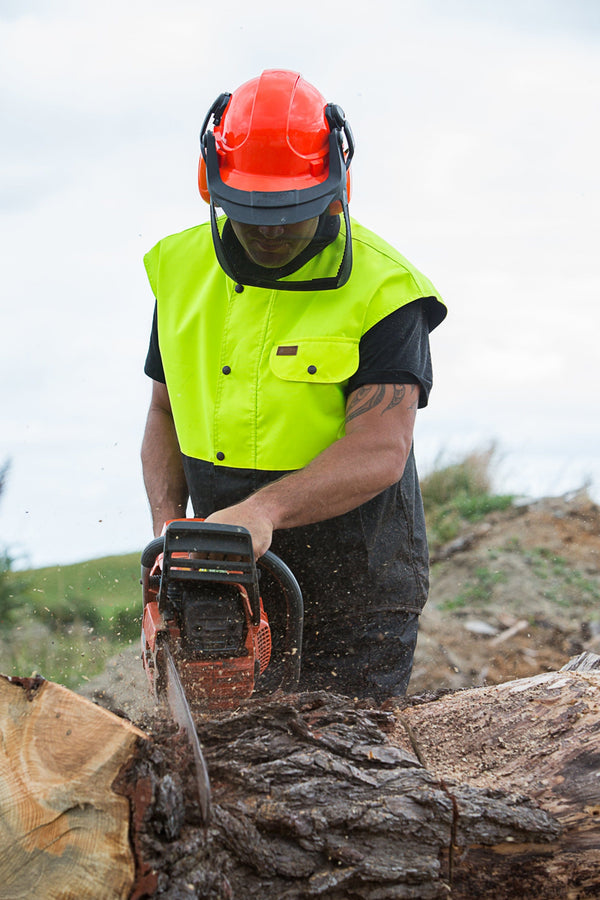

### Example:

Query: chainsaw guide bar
xmin=162 ymin=639 xmax=212 ymax=824
xmin=140 ymin=520 xmax=304 ymax=826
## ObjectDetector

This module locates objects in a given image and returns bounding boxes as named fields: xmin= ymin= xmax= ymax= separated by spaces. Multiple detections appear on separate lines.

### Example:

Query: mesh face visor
xmin=200 ymin=106 xmax=355 ymax=291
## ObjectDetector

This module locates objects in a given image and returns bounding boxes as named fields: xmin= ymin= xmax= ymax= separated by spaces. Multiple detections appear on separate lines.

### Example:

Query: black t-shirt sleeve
xmin=346 ymin=299 xmax=434 ymax=408
xmin=144 ymin=302 xmax=166 ymax=383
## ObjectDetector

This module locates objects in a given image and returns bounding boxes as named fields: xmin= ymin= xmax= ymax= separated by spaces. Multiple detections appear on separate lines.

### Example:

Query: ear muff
xmin=327 ymin=169 xmax=352 ymax=214
xmin=198 ymin=91 xmax=231 ymax=204
xmin=198 ymin=156 xmax=209 ymax=203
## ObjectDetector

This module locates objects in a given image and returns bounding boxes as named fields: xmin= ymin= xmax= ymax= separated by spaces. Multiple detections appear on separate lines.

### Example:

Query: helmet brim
xmin=204 ymin=132 xmax=346 ymax=226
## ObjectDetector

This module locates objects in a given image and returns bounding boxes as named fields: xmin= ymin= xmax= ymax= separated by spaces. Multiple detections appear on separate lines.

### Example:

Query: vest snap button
xmin=307 ymin=365 xmax=317 ymax=374
xmin=222 ymin=365 xmax=231 ymax=374
xmin=234 ymin=283 xmax=244 ymax=293
xmin=216 ymin=451 xmax=225 ymax=461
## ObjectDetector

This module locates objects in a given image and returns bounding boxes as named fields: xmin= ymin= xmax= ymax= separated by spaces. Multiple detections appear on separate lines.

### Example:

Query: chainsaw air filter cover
xmin=180 ymin=584 xmax=247 ymax=658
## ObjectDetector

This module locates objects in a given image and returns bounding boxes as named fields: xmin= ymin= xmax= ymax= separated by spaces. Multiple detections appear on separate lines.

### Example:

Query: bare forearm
xmin=246 ymin=428 xmax=409 ymax=530
xmin=203 ymin=383 xmax=419 ymax=557
xmin=245 ymin=383 xmax=416 ymax=530
xmin=141 ymin=405 xmax=189 ymax=535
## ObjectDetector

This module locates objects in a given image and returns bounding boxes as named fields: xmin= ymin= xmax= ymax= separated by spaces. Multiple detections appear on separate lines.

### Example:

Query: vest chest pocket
xmin=269 ymin=338 xmax=360 ymax=384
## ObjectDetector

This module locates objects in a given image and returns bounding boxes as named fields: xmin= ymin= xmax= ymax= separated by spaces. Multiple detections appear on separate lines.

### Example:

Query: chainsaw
xmin=140 ymin=519 xmax=304 ymax=823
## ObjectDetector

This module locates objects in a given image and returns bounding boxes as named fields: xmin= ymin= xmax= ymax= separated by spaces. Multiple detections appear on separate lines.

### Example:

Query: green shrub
xmin=421 ymin=449 xmax=494 ymax=508
xmin=421 ymin=448 xmax=514 ymax=549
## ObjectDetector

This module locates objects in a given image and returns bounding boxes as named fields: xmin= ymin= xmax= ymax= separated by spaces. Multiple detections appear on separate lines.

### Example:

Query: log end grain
xmin=0 ymin=674 xmax=147 ymax=900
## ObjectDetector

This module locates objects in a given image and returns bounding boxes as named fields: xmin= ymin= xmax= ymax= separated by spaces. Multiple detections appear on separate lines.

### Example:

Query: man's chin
xmin=248 ymin=248 xmax=294 ymax=268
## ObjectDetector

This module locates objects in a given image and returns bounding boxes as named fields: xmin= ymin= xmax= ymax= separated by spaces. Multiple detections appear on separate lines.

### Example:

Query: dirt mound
xmin=79 ymin=491 xmax=600 ymax=715
xmin=412 ymin=490 xmax=600 ymax=693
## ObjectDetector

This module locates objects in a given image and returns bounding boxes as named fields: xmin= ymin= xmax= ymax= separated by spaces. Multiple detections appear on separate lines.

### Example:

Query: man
xmin=141 ymin=69 xmax=446 ymax=701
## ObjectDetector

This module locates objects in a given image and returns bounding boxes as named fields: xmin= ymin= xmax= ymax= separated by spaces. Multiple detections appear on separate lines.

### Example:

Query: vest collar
xmin=209 ymin=203 xmax=353 ymax=292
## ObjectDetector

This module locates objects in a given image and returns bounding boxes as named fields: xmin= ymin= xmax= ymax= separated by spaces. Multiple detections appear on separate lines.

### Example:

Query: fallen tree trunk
xmin=131 ymin=691 xmax=562 ymax=899
xmin=2 ymin=660 xmax=599 ymax=898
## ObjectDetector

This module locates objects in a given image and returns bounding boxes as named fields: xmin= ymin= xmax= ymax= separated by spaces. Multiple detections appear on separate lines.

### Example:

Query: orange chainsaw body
xmin=141 ymin=566 xmax=271 ymax=710
xmin=141 ymin=519 xmax=303 ymax=713
xmin=141 ymin=520 xmax=272 ymax=711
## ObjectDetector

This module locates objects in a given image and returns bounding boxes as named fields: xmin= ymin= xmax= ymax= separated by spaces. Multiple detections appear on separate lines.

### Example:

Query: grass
xmin=24 ymin=553 xmax=142 ymax=633
xmin=0 ymin=552 xmax=142 ymax=689
xmin=437 ymin=536 xmax=600 ymax=619
xmin=439 ymin=566 xmax=508 ymax=612
xmin=522 ymin=546 xmax=600 ymax=609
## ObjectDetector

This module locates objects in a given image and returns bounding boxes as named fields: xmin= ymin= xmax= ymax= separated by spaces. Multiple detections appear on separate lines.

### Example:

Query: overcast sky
xmin=1 ymin=0 xmax=599 ymax=568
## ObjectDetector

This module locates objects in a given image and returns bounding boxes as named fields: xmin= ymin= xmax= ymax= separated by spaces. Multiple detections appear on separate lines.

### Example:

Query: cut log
xmin=392 ymin=653 xmax=600 ymax=899
xmin=0 ymin=674 xmax=148 ymax=900
xmin=3 ymin=661 xmax=599 ymax=899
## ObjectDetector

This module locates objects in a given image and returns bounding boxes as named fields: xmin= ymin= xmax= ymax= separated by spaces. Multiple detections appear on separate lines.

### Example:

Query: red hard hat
xmin=198 ymin=69 xmax=353 ymax=225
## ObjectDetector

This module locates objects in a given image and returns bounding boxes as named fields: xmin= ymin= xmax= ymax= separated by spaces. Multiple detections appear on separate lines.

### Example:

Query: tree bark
xmin=132 ymin=691 xmax=562 ymax=898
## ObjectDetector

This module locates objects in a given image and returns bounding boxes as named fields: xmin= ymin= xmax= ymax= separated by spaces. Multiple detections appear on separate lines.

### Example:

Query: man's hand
xmin=203 ymin=501 xmax=275 ymax=559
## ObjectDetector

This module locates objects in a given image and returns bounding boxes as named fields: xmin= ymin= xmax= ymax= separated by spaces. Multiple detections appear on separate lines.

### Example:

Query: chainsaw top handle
xmin=141 ymin=535 xmax=165 ymax=569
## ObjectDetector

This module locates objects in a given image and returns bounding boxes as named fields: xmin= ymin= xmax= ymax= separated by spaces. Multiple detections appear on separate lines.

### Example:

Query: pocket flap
xmin=269 ymin=338 xmax=359 ymax=383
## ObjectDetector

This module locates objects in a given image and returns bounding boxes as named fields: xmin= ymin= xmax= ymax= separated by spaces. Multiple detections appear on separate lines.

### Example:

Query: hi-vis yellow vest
xmin=144 ymin=217 xmax=445 ymax=472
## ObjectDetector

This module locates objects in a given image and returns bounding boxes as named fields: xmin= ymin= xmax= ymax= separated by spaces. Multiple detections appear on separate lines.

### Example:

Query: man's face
xmin=230 ymin=217 xmax=319 ymax=269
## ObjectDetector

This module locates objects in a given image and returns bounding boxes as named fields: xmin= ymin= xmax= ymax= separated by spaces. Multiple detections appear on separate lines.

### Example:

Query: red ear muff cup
xmin=199 ymin=156 xmax=210 ymax=203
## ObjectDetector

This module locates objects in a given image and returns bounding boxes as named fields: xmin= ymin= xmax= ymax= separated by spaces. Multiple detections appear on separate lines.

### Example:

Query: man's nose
xmin=257 ymin=224 xmax=285 ymax=238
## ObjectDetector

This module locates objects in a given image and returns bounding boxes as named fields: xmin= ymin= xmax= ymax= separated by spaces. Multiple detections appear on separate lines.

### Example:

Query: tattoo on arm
xmin=384 ymin=384 xmax=420 ymax=413
xmin=383 ymin=384 xmax=406 ymax=412
xmin=345 ymin=384 xmax=386 ymax=424
xmin=345 ymin=384 xmax=420 ymax=425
